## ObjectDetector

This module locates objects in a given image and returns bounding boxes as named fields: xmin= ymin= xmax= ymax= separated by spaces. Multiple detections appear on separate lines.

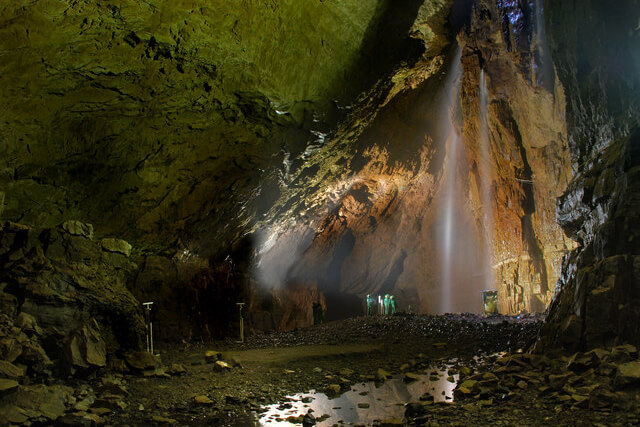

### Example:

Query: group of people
xmin=366 ymin=294 xmax=396 ymax=316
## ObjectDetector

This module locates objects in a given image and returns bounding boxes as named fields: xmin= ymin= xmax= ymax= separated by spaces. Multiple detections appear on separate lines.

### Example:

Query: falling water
xmin=479 ymin=70 xmax=496 ymax=293
xmin=532 ymin=0 xmax=554 ymax=89
xmin=439 ymin=48 xmax=463 ymax=313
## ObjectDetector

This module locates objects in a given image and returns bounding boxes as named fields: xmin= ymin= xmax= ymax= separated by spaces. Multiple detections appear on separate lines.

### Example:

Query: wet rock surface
xmin=540 ymin=128 xmax=640 ymax=351
xmin=536 ymin=0 xmax=640 ymax=352
xmin=1 ymin=313 xmax=635 ymax=426
xmin=1 ymin=309 xmax=639 ymax=425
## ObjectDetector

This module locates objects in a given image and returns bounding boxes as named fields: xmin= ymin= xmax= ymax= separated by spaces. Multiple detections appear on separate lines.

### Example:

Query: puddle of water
xmin=258 ymin=368 xmax=458 ymax=426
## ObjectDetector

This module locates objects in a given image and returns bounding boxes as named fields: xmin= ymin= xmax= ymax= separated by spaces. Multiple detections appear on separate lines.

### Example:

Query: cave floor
xmin=104 ymin=314 xmax=639 ymax=426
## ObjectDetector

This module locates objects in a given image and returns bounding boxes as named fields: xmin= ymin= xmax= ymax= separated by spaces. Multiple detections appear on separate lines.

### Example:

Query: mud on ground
xmin=99 ymin=314 xmax=640 ymax=426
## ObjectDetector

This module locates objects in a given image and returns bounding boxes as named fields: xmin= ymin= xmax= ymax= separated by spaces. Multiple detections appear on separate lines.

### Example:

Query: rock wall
xmin=538 ymin=0 xmax=640 ymax=350
xmin=0 ymin=0 xmax=425 ymax=256
xmin=459 ymin=0 xmax=576 ymax=313
xmin=132 ymin=247 xmax=326 ymax=338
xmin=0 ymin=220 xmax=145 ymax=377
xmin=255 ymin=0 xmax=574 ymax=317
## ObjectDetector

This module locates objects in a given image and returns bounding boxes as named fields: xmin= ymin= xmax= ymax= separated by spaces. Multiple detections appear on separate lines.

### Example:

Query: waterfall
xmin=479 ymin=70 xmax=496 ymax=293
xmin=532 ymin=0 xmax=554 ymax=89
xmin=438 ymin=47 xmax=463 ymax=314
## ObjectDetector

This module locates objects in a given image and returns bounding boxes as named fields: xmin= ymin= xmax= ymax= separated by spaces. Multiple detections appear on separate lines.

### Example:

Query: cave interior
xmin=0 ymin=0 xmax=639 ymax=425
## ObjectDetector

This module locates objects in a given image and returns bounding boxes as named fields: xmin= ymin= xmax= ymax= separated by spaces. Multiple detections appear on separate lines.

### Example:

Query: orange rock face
xmin=257 ymin=0 xmax=576 ymax=317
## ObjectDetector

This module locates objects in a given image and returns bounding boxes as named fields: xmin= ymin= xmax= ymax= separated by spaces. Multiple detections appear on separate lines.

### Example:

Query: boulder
xmin=0 ymin=378 xmax=19 ymax=392
xmin=376 ymin=368 xmax=391 ymax=381
xmin=62 ymin=220 xmax=94 ymax=239
xmin=14 ymin=312 xmax=41 ymax=335
xmin=0 ymin=338 xmax=22 ymax=363
xmin=65 ymin=320 xmax=107 ymax=373
xmin=1 ymin=384 xmax=73 ymax=422
xmin=0 ymin=293 xmax=18 ymax=317
xmin=100 ymin=238 xmax=132 ymax=257
xmin=0 ymin=360 xmax=26 ymax=379
xmin=615 ymin=361 xmax=640 ymax=387
xmin=212 ymin=361 xmax=232 ymax=371
xmin=204 ymin=350 xmax=222 ymax=363
xmin=0 ymin=222 xmax=147 ymax=378
xmin=57 ymin=412 xmax=105 ymax=426
xmin=124 ymin=351 xmax=157 ymax=371
xmin=167 ymin=363 xmax=187 ymax=375
xmin=610 ymin=344 xmax=638 ymax=363
xmin=93 ymin=395 xmax=127 ymax=411
xmin=403 ymin=372 xmax=420 ymax=382
xmin=567 ymin=352 xmax=600 ymax=371
xmin=19 ymin=339 xmax=53 ymax=374
xmin=194 ymin=395 xmax=214 ymax=405
xmin=325 ymin=384 xmax=341 ymax=395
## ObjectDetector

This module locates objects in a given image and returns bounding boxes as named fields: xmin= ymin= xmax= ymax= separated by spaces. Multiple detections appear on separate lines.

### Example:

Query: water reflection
xmin=258 ymin=369 xmax=458 ymax=426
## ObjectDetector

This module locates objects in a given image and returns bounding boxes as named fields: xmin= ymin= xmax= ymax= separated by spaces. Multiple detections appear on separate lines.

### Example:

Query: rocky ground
xmin=4 ymin=312 xmax=640 ymax=426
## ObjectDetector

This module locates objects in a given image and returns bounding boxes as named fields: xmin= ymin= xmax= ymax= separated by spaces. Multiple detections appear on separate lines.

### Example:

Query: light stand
xmin=143 ymin=301 xmax=154 ymax=354
xmin=236 ymin=302 xmax=245 ymax=343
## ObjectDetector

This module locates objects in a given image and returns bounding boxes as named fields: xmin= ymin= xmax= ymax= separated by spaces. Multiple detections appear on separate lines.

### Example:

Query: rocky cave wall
xmin=0 ymin=0 xmax=435 ymax=339
xmin=1 ymin=0 xmax=638 ymax=344
xmin=0 ymin=0 xmax=424 ymax=255
xmin=538 ymin=0 xmax=640 ymax=351
xmin=256 ymin=0 xmax=575 ymax=319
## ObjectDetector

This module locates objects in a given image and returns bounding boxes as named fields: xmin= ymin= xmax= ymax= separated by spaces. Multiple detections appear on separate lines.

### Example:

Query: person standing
xmin=390 ymin=295 xmax=397 ymax=315
xmin=312 ymin=301 xmax=324 ymax=325
xmin=366 ymin=294 xmax=375 ymax=316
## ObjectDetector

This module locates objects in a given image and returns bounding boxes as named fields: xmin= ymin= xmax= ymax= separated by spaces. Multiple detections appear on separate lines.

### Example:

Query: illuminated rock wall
xmin=257 ymin=0 xmax=576 ymax=317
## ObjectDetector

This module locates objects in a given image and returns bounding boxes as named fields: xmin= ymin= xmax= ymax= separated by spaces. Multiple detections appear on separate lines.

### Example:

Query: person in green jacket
xmin=390 ymin=295 xmax=397 ymax=315
xmin=366 ymin=294 xmax=375 ymax=316
xmin=383 ymin=294 xmax=391 ymax=315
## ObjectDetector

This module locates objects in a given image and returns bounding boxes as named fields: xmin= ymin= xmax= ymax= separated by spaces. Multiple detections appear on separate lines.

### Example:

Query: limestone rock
xmin=212 ymin=361 xmax=232 ymax=372
xmin=1 ymin=384 xmax=74 ymax=422
xmin=610 ymin=344 xmax=638 ymax=363
xmin=65 ymin=320 xmax=107 ymax=373
xmin=19 ymin=339 xmax=53 ymax=374
xmin=403 ymin=372 xmax=420 ymax=382
xmin=325 ymin=384 xmax=341 ymax=395
xmin=0 ymin=293 xmax=18 ymax=318
xmin=194 ymin=395 xmax=214 ymax=405
xmin=0 ymin=360 xmax=26 ymax=379
xmin=0 ymin=337 xmax=22 ymax=363
xmin=124 ymin=351 xmax=157 ymax=371
xmin=339 ymin=368 xmax=354 ymax=377
xmin=376 ymin=368 xmax=391 ymax=381
xmin=0 ymin=378 xmax=19 ymax=392
xmin=167 ymin=363 xmax=187 ymax=375
xmin=152 ymin=415 xmax=177 ymax=424
xmin=14 ymin=312 xmax=40 ymax=335
xmin=0 ymin=222 xmax=147 ymax=376
xmin=204 ymin=350 xmax=222 ymax=363
xmin=100 ymin=238 xmax=132 ymax=257
xmin=57 ymin=412 xmax=105 ymax=426
xmin=567 ymin=352 xmax=600 ymax=372
xmin=615 ymin=361 xmax=640 ymax=387
xmin=62 ymin=221 xmax=94 ymax=239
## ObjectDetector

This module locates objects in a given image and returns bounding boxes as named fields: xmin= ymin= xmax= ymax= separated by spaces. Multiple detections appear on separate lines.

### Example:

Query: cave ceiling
xmin=0 ymin=0 xmax=451 ymax=257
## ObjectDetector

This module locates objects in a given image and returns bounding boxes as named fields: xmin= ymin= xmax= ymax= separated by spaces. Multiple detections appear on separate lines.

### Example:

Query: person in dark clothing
xmin=312 ymin=301 xmax=324 ymax=325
